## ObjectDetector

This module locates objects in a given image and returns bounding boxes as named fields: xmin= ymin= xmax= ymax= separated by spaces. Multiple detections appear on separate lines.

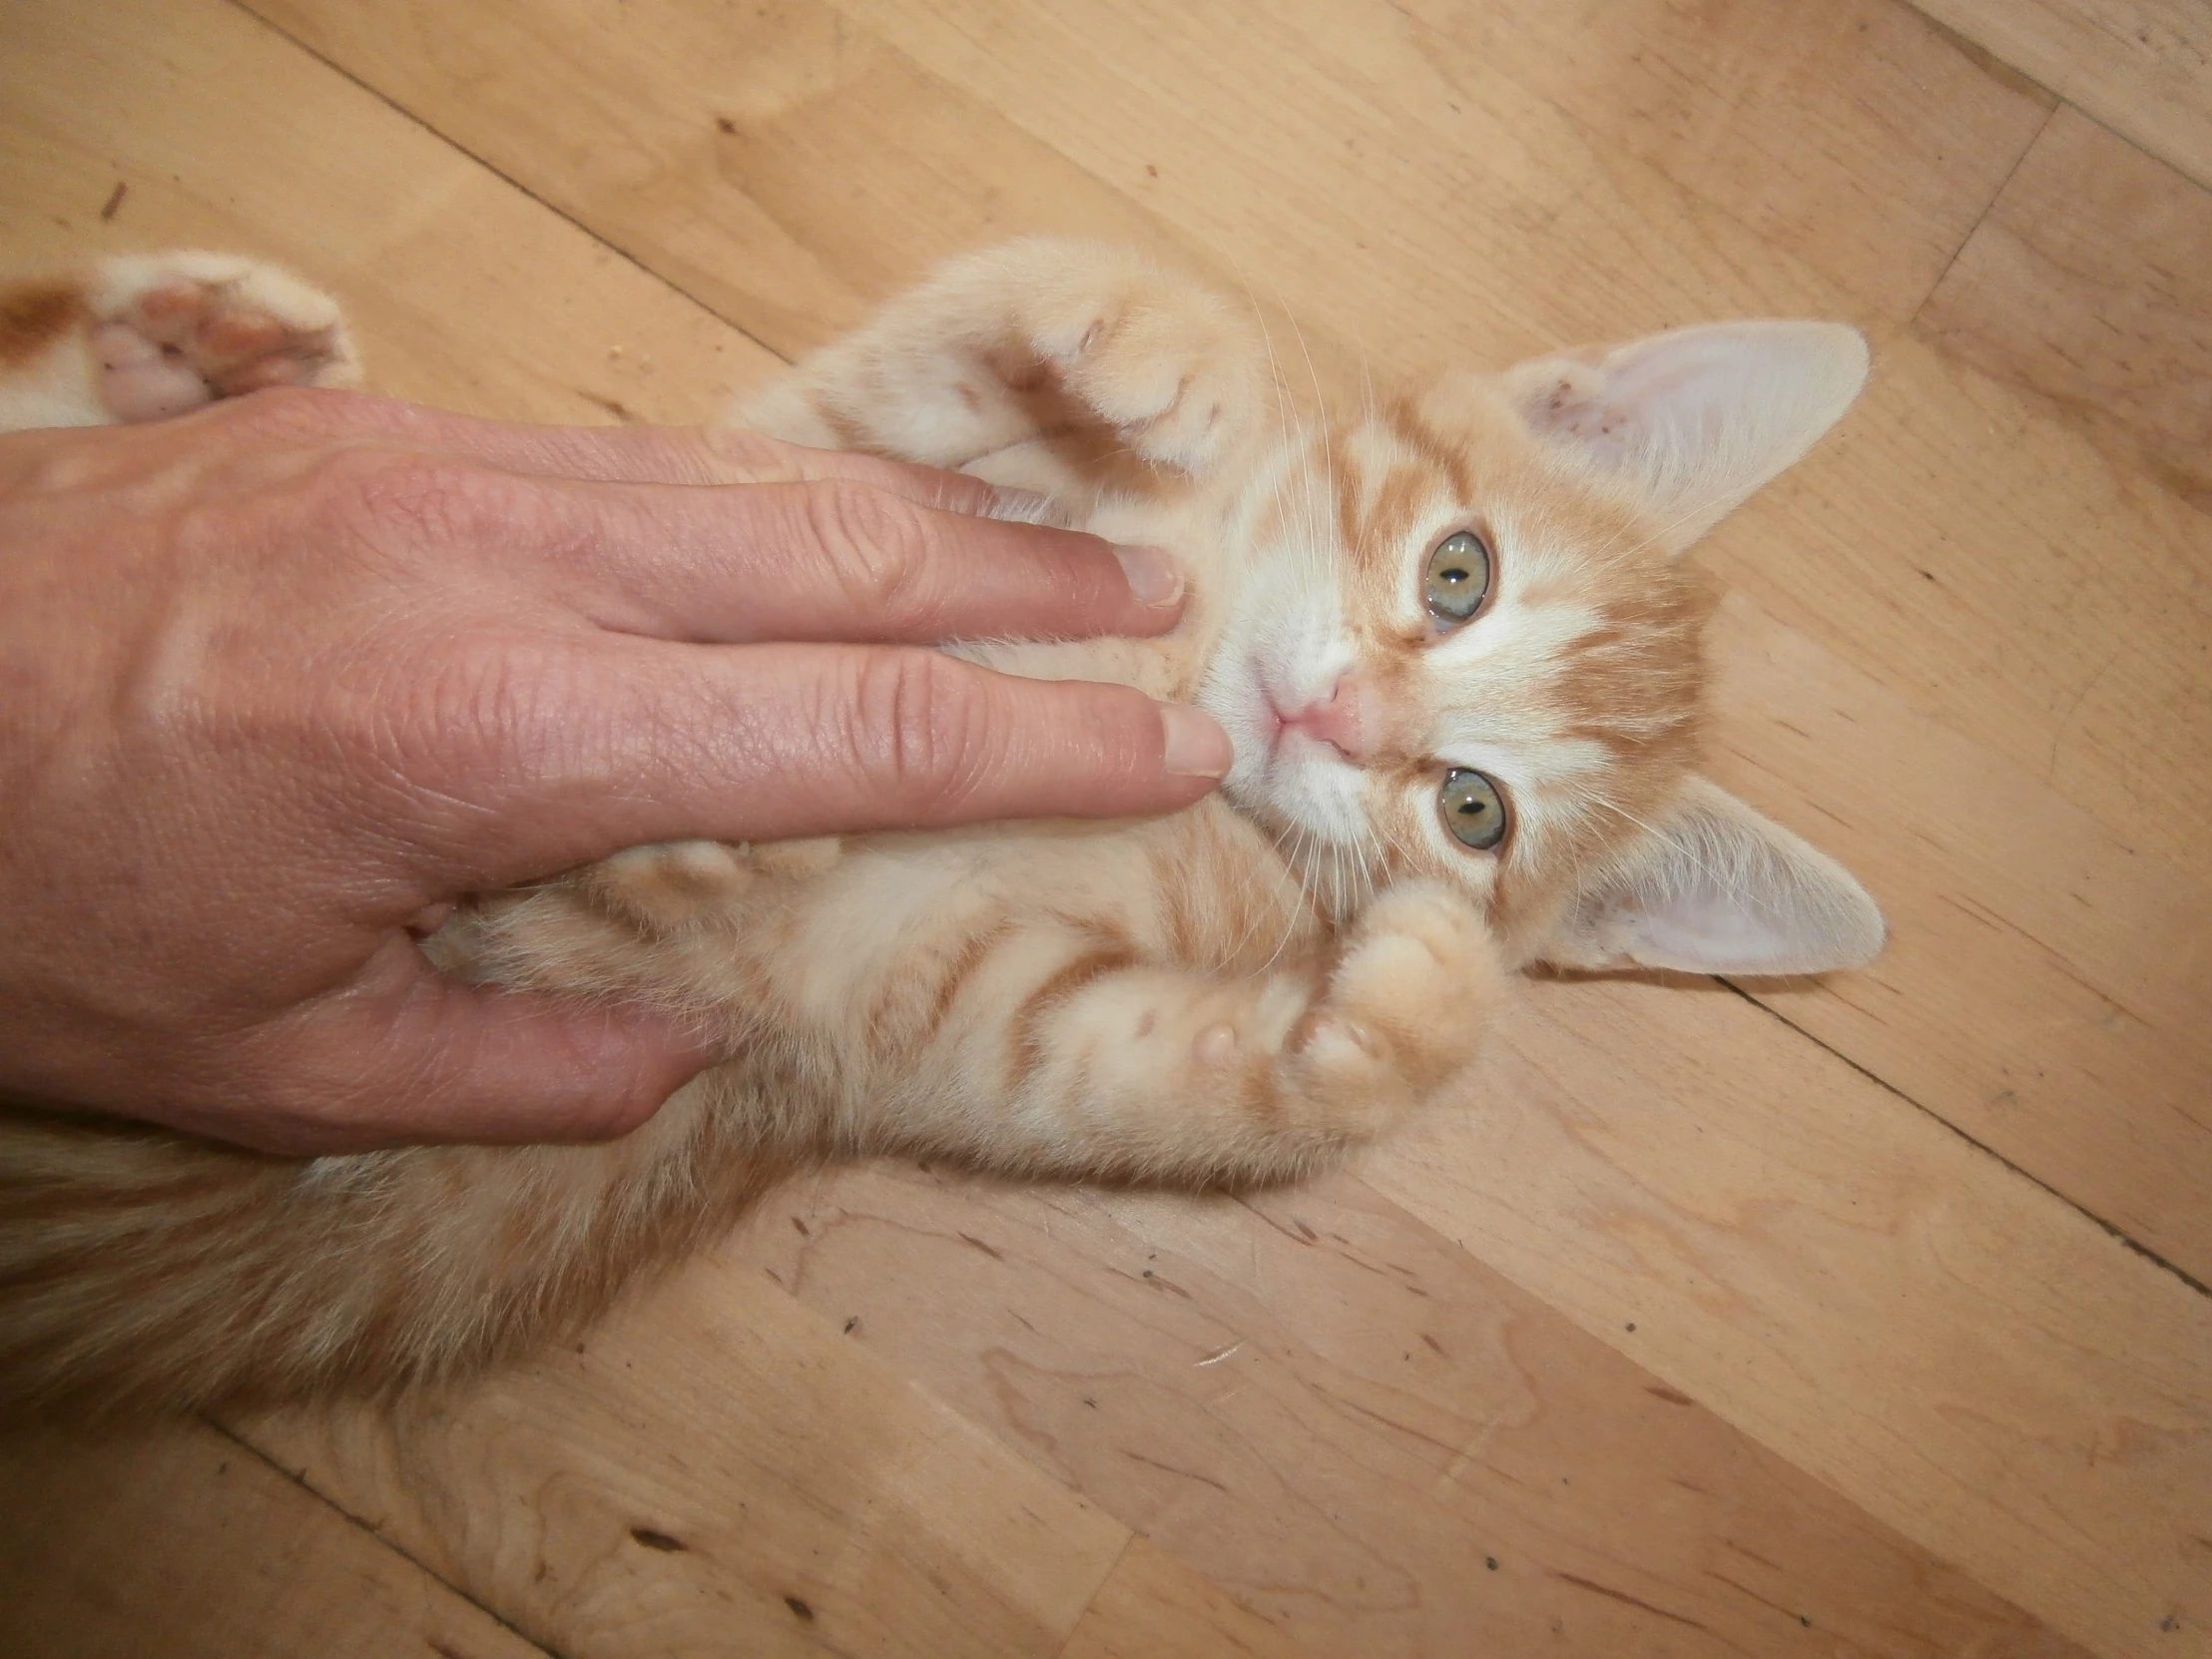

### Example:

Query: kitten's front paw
xmin=1291 ymin=880 xmax=1504 ymax=1111
xmin=88 ymin=253 xmax=359 ymax=422
xmin=1006 ymin=247 xmax=1265 ymax=475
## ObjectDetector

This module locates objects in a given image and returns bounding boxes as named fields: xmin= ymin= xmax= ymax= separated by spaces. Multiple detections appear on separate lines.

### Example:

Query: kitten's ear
xmin=1539 ymin=778 xmax=1884 ymax=976
xmin=1505 ymin=321 xmax=1869 ymax=550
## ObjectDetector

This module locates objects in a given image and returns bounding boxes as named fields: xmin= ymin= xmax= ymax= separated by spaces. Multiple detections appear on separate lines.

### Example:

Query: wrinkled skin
xmin=0 ymin=388 xmax=1228 ymax=1153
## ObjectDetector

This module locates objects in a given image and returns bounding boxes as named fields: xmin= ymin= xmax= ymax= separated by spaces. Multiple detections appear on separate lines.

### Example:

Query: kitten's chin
xmin=1223 ymin=746 xmax=1371 ymax=857
xmin=1197 ymin=647 xmax=1369 ymax=847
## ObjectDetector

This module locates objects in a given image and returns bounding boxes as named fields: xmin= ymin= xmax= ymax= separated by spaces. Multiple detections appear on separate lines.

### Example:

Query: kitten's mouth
xmin=1257 ymin=695 xmax=1290 ymax=757
xmin=1248 ymin=654 xmax=1300 ymax=762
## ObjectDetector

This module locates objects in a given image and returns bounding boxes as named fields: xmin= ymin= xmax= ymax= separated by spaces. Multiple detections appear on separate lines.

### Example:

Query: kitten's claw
xmin=1030 ymin=275 xmax=1263 ymax=476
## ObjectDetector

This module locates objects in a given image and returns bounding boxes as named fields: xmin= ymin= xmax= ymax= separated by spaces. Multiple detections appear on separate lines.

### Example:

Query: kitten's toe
xmin=1314 ymin=880 xmax=1505 ymax=1096
xmin=90 ymin=320 xmax=213 ymax=421
xmin=1058 ymin=301 xmax=1262 ymax=474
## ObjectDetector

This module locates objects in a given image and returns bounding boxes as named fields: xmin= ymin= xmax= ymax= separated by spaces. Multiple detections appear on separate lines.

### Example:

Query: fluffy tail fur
xmin=0 ymin=1091 xmax=779 ymax=1416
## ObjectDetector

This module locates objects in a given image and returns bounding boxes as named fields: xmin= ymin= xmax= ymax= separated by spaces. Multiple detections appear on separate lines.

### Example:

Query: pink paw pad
xmin=95 ymin=276 xmax=341 ymax=423
xmin=1192 ymin=1023 xmax=1240 ymax=1065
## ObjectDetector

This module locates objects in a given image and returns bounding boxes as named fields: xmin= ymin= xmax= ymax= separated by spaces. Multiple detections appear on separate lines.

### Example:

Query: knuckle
xmin=808 ymin=481 xmax=934 ymax=616
xmin=329 ymin=627 xmax=547 ymax=803
xmin=851 ymin=650 xmax=995 ymax=808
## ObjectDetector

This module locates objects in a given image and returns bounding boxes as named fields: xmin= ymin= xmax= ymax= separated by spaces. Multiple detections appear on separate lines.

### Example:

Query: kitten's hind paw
xmin=88 ymin=253 xmax=359 ymax=422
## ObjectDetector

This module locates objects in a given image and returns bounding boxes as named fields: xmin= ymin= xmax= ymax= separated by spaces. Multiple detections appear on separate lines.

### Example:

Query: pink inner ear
xmin=1612 ymin=878 xmax=1835 ymax=977
xmin=1508 ymin=321 xmax=1870 ymax=548
xmin=1566 ymin=779 xmax=1886 ymax=977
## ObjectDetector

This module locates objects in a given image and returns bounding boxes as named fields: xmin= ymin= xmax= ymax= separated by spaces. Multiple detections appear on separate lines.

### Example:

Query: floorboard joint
xmin=206 ymin=1416 xmax=570 ymax=1659
xmin=1724 ymin=978 xmax=2212 ymax=1299
xmin=220 ymin=0 xmax=799 ymax=377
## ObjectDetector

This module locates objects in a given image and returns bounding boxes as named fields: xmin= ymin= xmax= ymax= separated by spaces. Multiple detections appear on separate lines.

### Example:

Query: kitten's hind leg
xmin=86 ymin=253 xmax=360 ymax=422
xmin=734 ymin=239 xmax=1266 ymax=482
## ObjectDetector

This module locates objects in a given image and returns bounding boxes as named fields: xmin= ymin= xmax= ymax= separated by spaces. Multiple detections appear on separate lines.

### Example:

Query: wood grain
xmin=1058 ymin=1537 xmax=1321 ymax=1659
xmin=1366 ymin=978 xmax=2212 ymax=1659
xmin=1909 ymin=0 xmax=2212 ymax=190
xmin=1919 ymin=105 xmax=2212 ymax=513
xmin=233 ymin=0 xmax=1180 ymax=359
xmin=0 ymin=1419 xmax=547 ymax=1659
xmin=239 ymin=1269 xmax=1134 ymax=1659
xmin=0 ymin=0 xmax=763 ymax=424
xmin=242 ymin=0 xmax=2212 ymax=879
xmin=1705 ymin=590 xmax=2212 ymax=1285
xmin=732 ymin=1161 xmax=2084 ymax=1659
xmin=1384 ymin=0 xmax=2054 ymax=319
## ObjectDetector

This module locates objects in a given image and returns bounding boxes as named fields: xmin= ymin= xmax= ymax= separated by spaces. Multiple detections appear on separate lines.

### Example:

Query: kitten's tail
xmin=0 ymin=1089 xmax=777 ymax=1417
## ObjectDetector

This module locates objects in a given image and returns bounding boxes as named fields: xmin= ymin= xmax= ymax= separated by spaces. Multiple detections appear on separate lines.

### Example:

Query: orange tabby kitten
xmin=0 ymin=243 xmax=1881 ymax=1413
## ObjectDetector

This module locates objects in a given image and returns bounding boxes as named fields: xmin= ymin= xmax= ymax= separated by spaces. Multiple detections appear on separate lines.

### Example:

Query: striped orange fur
xmin=0 ymin=241 xmax=1882 ymax=1412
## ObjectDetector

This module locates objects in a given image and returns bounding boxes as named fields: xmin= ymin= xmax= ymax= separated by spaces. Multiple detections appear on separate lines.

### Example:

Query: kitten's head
xmin=1197 ymin=321 xmax=1884 ymax=975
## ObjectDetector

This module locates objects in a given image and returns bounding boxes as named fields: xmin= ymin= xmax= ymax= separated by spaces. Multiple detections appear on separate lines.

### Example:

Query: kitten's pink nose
xmin=1276 ymin=674 xmax=1372 ymax=761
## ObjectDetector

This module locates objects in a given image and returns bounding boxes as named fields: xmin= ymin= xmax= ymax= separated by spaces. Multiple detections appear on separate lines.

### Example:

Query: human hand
xmin=0 ymin=389 xmax=1230 ymax=1153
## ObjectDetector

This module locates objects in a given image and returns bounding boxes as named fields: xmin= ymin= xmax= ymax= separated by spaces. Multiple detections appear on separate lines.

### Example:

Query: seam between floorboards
xmin=205 ymin=1416 xmax=572 ymax=1659
xmin=219 ymin=0 xmax=798 ymax=376
xmin=1905 ymin=97 xmax=2053 ymax=329
xmin=1721 ymin=978 xmax=2211 ymax=1301
xmin=1051 ymin=1528 xmax=1139 ymax=1659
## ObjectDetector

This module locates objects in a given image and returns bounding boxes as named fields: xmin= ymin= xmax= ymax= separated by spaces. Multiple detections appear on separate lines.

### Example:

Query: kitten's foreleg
xmin=890 ymin=880 xmax=1504 ymax=1186
xmin=730 ymin=239 xmax=1265 ymax=483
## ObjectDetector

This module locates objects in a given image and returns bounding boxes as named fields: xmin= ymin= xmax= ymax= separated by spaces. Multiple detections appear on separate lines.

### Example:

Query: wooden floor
xmin=2 ymin=0 xmax=2208 ymax=1654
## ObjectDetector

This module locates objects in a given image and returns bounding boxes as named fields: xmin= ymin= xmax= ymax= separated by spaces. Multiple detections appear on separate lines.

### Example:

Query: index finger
xmin=529 ymin=474 xmax=1184 ymax=647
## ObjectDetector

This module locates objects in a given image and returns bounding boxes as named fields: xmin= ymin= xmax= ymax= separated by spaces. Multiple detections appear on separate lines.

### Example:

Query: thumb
xmin=226 ymin=937 xmax=710 ymax=1153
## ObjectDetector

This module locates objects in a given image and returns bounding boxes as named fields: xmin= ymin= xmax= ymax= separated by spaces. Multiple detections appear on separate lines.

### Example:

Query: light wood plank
xmin=240 ymin=0 xmax=2212 ymax=871
xmin=240 ymin=1267 xmax=1132 ymax=1659
xmin=736 ymin=1162 xmax=2086 ymax=1659
xmin=1909 ymin=0 xmax=2212 ymax=190
xmin=1705 ymin=591 xmax=2212 ymax=1284
xmin=1057 ymin=1537 xmax=1319 ymax=1659
xmin=241 ymin=0 xmax=2212 ymax=1345
xmin=1385 ymin=0 xmax=2053 ymax=319
xmin=9 ymin=7 xmax=2208 ymax=1659
xmin=1919 ymin=105 xmax=2212 ymax=513
xmin=1364 ymin=978 xmax=2212 ymax=1659
xmin=0 ymin=0 xmax=763 ymax=424
xmin=0 ymin=1419 xmax=548 ymax=1659
xmin=834 ymin=0 xmax=2212 ymax=874
xmin=234 ymin=0 xmax=1177 ymax=359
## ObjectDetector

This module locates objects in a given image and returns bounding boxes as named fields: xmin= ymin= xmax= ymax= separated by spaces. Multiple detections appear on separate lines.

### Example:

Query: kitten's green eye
xmin=1423 ymin=530 xmax=1491 ymax=625
xmin=1438 ymin=768 xmax=1508 ymax=851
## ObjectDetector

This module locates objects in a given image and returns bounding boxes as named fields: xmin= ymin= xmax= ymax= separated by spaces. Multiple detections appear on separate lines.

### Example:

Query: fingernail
xmin=1114 ymin=543 xmax=1185 ymax=608
xmin=985 ymin=485 xmax=1055 ymax=524
xmin=1159 ymin=702 xmax=1233 ymax=779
